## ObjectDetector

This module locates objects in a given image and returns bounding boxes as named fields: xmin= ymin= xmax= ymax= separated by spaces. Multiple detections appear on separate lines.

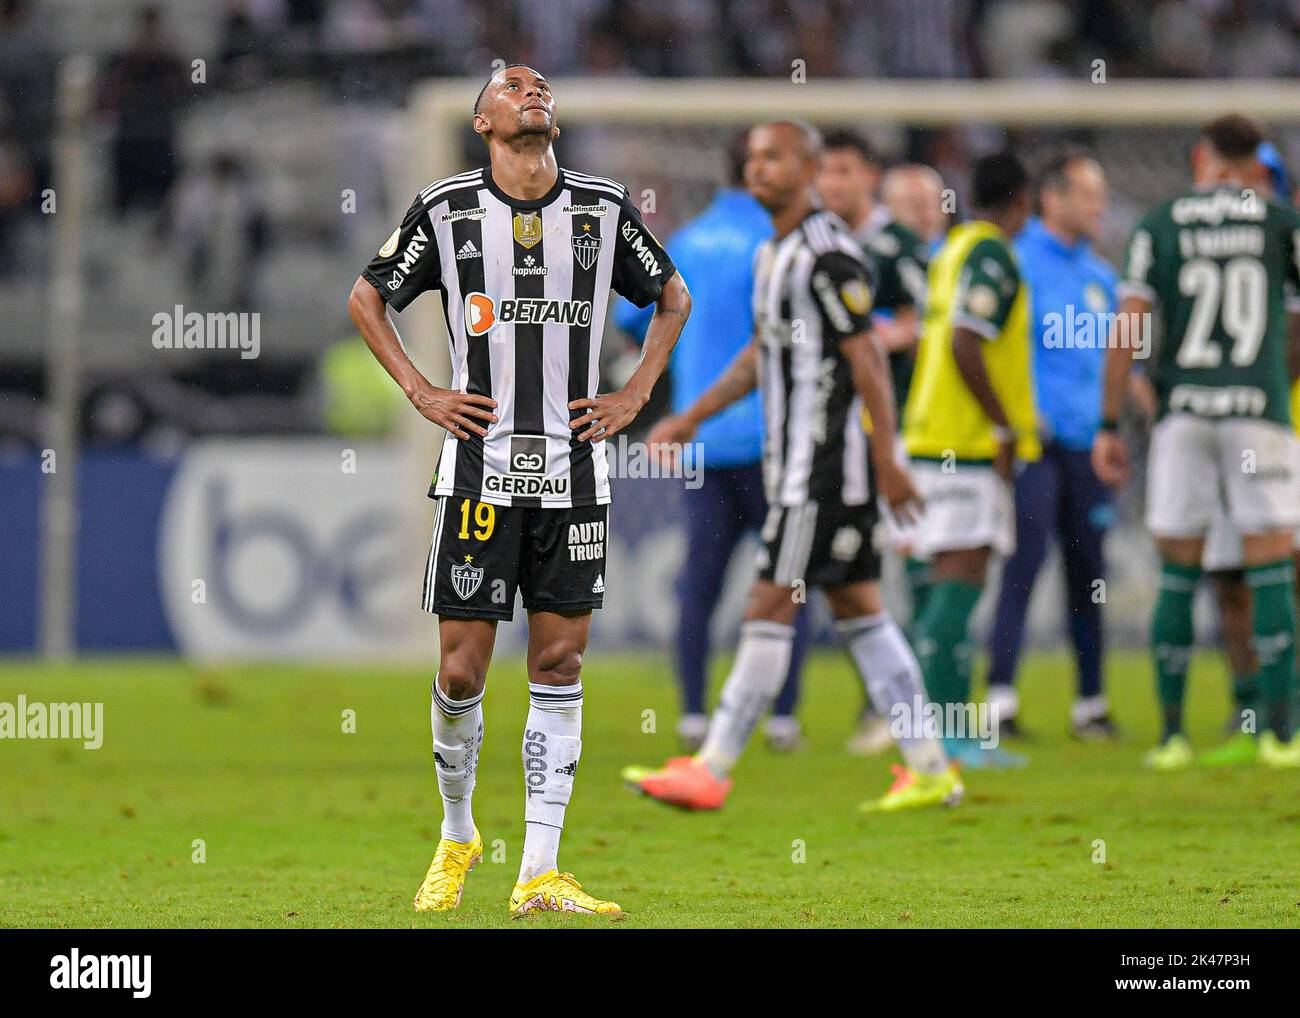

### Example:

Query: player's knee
xmin=532 ymin=640 xmax=584 ymax=684
xmin=438 ymin=656 xmax=488 ymax=700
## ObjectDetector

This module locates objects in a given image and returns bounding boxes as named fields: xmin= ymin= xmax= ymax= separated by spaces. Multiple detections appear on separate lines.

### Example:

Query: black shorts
xmin=757 ymin=498 xmax=881 ymax=589
xmin=422 ymin=495 xmax=607 ymax=621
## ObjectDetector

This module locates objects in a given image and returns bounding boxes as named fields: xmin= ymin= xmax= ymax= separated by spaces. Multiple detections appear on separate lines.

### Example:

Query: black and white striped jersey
xmin=752 ymin=209 xmax=877 ymax=507
xmin=362 ymin=166 xmax=675 ymax=508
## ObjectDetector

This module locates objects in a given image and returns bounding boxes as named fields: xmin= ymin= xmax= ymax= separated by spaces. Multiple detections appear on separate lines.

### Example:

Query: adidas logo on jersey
xmin=591 ymin=573 xmax=605 ymax=594
xmin=554 ymin=760 xmax=578 ymax=776
xmin=456 ymin=239 xmax=481 ymax=261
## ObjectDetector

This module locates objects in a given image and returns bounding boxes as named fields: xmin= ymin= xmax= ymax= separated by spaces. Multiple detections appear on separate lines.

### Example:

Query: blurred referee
xmin=615 ymin=134 xmax=811 ymax=752
xmin=985 ymin=148 xmax=1118 ymax=739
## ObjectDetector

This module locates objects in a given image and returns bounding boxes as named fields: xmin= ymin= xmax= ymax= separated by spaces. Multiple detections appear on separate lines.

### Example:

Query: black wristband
xmin=1099 ymin=417 xmax=1120 ymax=433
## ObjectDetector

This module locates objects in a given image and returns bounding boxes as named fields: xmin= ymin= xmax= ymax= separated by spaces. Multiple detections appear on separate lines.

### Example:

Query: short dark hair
xmin=1201 ymin=113 xmax=1265 ymax=161
xmin=473 ymin=63 xmax=543 ymax=115
xmin=971 ymin=151 xmax=1030 ymax=211
xmin=822 ymin=128 xmax=877 ymax=166
xmin=1037 ymin=145 xmax=1095 ymax=195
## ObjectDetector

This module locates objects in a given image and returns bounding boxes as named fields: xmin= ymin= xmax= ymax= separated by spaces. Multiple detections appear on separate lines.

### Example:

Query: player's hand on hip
xmin=409 ymin=383 xmax=497 ymax=441
xmin=876 ymin=458 xmax=924 ymax=526
xmin=993 ymin=436 xmax=1016 ymax=485
xmin=646 ymin=414 xmax=698 ymax=467
xmin=569 ymin=387 xmax=647 ymax=443
xmin=1091 ymin=431 xmax=1130 ymax=488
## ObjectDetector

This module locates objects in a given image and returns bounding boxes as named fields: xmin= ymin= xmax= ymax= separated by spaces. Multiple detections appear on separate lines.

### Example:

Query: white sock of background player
xmin=836 ymin=613 xmax=949 ymax=775
xmin=697 ymin=620 xmax=794 ymax=779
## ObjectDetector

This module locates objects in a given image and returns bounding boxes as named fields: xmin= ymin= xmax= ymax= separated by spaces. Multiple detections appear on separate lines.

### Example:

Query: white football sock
xmin=431 ymin=678 xmax=484 ymax=843
xmin=518 ymin=680 xmax=583 ymax=883
xmin=836 ymin=613 xmax=948 ymax=775
xmin=697 ymin=620 xmax=794 ymax=779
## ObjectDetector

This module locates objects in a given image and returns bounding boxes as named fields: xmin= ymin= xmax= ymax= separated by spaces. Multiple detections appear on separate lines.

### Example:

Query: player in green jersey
xmin=1093 ymin=114 xmax=1300 ymax=769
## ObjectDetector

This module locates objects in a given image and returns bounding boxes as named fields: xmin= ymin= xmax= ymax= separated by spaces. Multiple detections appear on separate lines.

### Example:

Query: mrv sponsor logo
xmin=50 ymin=949 xmax=151 ymax=998
xmin=464 ymin=292 xmax=593 ymax=336
xmin=620 ymin=220 xmax=661 ymax=277
xmin=0 ymin=696 xmax=102 ymax=749
xmin=152 ymin=305 xmax=260 ymax=360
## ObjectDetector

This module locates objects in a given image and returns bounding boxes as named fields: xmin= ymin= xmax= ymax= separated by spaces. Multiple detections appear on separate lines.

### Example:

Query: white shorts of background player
xmin=1147 ymin=413 xmax=1300 ymax=548
xmin=909 ymin=458 xmax=1015 ymax=561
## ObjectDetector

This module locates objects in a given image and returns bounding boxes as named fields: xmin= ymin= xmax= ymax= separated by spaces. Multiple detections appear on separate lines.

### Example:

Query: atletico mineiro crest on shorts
xmin=450 ymin=555 xmax=484 ymax=600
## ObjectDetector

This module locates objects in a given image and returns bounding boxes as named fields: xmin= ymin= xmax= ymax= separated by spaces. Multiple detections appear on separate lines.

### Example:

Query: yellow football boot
xmin=859 ymin=763 xmax=964 ymax=813
xmin=509 ymin=870 xmax=623 ymax=919
xmin=1144 ymin=734 xmax=1194 ymax=771
xmin=1259 ymin=731 xmax=1300 ymax=768
xmin=413 ymin=827 xmax=482 ymax=912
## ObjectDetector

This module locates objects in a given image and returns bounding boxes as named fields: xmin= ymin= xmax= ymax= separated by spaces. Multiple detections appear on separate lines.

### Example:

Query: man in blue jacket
xmin=615 ymin=136 xmax=811 ymax=751
xmin=986 ymin=149 xmax=1118 ymax=740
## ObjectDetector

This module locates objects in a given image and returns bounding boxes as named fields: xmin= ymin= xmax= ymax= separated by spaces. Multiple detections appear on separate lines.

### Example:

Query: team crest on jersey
xmin=840 ymin=278 xmax=873 ymax=315
xmin=514 ymin=211 xmax=543 ymax=249
xmin=572 ymin=230 xmax=602 ymax=271
xmin=966 ymin=284 xmax=998 ymax=318
xmin=450 ymin=555 xmax=484 ymax=600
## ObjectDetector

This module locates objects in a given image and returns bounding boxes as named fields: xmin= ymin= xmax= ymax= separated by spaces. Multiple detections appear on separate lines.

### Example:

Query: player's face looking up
xmin=473 ymin=65 xmax=556 ymax=145
xmin=1041 ymin=158 xmax=1107 ymax=243
xmin=816 ymin=146 xmax=877 ymax=225
xmin=745 ymin=123 xmax=818 ymax=214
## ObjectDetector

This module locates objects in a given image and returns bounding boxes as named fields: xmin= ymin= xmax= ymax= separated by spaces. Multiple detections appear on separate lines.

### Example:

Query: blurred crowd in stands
xmin=2 ymin=0 xmax=1299 ymax=448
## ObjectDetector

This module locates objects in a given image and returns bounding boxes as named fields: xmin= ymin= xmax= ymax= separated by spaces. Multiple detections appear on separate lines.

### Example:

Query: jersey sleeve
xmin=954 ymin=238 xmax=1020 ymax=339
xmin=361 ymin=194 xmax=441 ymax=313
xmin=867 ymin=229 xmax=926 ymax=312
xmin=611 ymin=191 xmax=676 ymax=307
xmin=1118 ymin=212 xmax=1158 ymax=305
xmin=810 ymin=251 xmax=875 ymax=343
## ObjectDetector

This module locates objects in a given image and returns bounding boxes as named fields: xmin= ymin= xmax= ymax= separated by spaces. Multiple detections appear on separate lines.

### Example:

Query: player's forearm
xmin=347 ymin=276 xmax=433 ymax=400
xmin=1100 ymin=297 xmax=1147 ymax=421
xmin=683 ymin=340 xmax=758 ymax=428
xmin=843 ymin=332 xmax=899 ymax=463
xmin=874 ymin=307 xmax=919 ymax=353
xmin=620 ymin=275 xmax=691 ymax=406
xmin=951 ymin=328 xmax=1009 ymax=429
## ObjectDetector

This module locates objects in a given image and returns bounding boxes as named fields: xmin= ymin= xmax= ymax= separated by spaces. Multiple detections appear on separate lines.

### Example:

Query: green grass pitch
xmin=1 ymin=649 xmax=1298 ymax=928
